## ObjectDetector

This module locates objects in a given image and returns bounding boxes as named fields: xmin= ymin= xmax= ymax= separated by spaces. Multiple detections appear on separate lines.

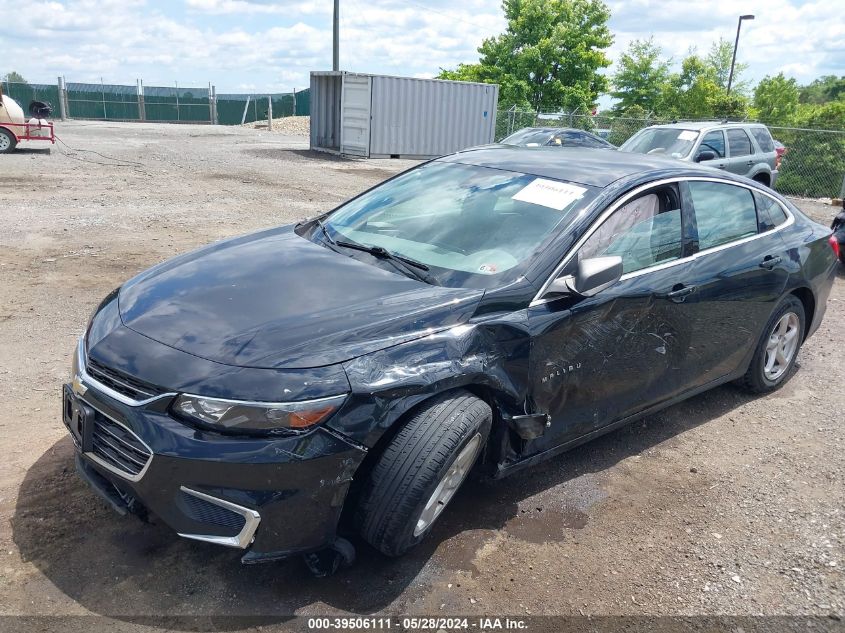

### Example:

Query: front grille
xmin=178 ymin=491 xmax=247 ymax=534
xmin=86 ymin=356 xmax=163 ymax=401
xmin=91 ymin=413 xmax=152 ymax=478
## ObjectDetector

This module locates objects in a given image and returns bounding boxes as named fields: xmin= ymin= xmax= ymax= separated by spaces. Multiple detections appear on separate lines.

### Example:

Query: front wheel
xmin=355 ymin=390 xmax=492 ymax=557
xmin=0 ymin=128 xmax=17 ymax=154
xmin=740 ymin=295 xmax=805 ymax=393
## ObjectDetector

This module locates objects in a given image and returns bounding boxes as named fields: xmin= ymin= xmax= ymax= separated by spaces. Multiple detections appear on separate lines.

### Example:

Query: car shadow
xmin=13 ymin=380 xmax=765 ymax=628
xmin=13 ymin=146 xmax=52 ymax=155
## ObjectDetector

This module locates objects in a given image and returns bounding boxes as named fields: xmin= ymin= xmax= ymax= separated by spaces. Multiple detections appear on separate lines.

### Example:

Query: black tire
xmin=355 ymin=390 xmax=492 ymax=557
xmin=740 ymin=295 xmax=805 ymax=393
xmin=0 ymin=128 xmax=17 ymax=154
xmin=752 ymin=173 xmax=771 ymax=188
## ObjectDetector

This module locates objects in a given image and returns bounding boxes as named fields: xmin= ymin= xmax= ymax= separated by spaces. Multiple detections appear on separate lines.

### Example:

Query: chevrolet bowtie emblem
xmin=71 ymin=374 xmax=88 ymax=397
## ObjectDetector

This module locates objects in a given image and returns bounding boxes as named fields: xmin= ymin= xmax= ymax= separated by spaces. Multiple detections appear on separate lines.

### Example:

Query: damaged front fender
xmin=331 ymin=311 xmax=533 ymax=448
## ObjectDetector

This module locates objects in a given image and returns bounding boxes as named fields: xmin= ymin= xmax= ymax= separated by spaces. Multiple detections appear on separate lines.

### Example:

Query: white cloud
xmin=185 ymin=0 xmax=327 ymax=16
xmin=0 ymin=0 xmax=841 ymax=96
xmin=606 ymin=0 xmax=845 ymax=84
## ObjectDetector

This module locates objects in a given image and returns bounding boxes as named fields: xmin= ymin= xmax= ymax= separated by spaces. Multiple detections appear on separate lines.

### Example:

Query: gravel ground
xmin=246 ymin=115 xmax=311 ymax=136
xmin=0 ymin=121 xmax=843 ymax=628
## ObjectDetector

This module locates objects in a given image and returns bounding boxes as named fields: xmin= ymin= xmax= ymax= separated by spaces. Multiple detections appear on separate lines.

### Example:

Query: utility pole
xmin=727 ymin=14 xmax=754 ymax=94
xmin=333 ymin=0 xmax=340 ymax=71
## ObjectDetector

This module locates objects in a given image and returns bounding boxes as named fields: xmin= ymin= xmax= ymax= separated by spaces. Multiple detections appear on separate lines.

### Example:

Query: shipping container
xmin=309 ymin=71 xmax=499 ymax=159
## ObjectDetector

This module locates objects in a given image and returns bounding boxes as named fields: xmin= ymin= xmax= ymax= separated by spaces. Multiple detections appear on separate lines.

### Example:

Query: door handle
xmin=759 ymin=255 xmax=782 ymax=269
xmin=746 ymin=160 xmax=754 ymax=166
xmin=666 ymin=284 xmax=696 ymax=302
xmin=717 ymin=163 xmax=726 ymax=169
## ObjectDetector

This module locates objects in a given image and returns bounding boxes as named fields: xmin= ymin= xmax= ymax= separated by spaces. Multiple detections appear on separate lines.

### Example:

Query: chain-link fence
xmin=768 ymin=126 xmax=845 ymax=199
xmin=497 ymin=108 xmax=845 ymax=199
xmin=1 ymin=79 xmax=309 ymax=126
xmin=216 ymin=91 xmax=309 ymax=125
xmin=65 ymin=82 xmax=141 ymax=120
xmin=143 ymin=85 xmax=212 ymax=123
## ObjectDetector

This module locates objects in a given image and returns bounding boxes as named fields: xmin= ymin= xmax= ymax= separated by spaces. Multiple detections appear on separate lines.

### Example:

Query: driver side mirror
xmin=696 ymin=150 xmax=716 ymax=162
xmin=543 ymin=256 xmax=623 ymax=300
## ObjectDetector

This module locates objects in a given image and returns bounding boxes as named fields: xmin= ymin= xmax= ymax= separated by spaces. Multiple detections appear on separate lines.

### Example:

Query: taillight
xmin=830 ymin=234 xmax=841 ymax=260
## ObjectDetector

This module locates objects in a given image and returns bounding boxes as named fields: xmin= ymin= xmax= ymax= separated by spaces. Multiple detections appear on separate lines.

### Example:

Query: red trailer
xmin=0 ymin=119 xmax=56 ymax=152
xmin=0 ymin=91 xmax=56 ymax=153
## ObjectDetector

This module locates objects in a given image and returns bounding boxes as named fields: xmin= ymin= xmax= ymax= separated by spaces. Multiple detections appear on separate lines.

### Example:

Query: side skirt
xmin=494 ymin=369 xmax=745 ymax=479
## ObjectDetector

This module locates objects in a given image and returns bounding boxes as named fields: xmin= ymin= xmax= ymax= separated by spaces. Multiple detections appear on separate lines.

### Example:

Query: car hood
xmin=118 ymin=225 xmax=483 ymax=369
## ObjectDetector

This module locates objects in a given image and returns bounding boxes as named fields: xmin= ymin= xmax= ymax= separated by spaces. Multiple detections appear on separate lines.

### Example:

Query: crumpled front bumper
xmin=64 ymin=341 xmax=368 ymax=563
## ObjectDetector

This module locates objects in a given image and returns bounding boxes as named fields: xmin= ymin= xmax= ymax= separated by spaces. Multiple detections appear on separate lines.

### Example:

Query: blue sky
xmin=2 ymin=0 xmax=843 ymax=105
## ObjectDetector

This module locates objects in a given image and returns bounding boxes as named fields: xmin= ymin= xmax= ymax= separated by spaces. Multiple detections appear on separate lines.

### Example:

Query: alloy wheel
xmin=413 ymin=433 xmax=482 ymax=536
xmin=764 ymin=312 xmax=800 ymax=381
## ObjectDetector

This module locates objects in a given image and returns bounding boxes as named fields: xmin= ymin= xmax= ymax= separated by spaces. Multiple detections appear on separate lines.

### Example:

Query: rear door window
xmin=689 ymin=181 xmax=759 ymax=250
xmin=749 ymin=127 xmax=774 ymax=152
xmin=754 ymin=192 xmax=789 ymax=231
xmin=727 ymin=129 xmax=753 ymax=157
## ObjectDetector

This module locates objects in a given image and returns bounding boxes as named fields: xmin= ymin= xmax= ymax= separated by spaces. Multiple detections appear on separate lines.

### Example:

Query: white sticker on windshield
xmin=512 ymin=178 xmax=587 ymax=211
xmin=678 ymin=130 xmax=698 ymax=141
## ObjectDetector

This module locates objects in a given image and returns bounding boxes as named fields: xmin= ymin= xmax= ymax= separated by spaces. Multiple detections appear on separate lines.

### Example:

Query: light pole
xmin=333 ymin=0 xmax=340 ymax=71
xmin=727 ymin=14 xmax=754 ymax=94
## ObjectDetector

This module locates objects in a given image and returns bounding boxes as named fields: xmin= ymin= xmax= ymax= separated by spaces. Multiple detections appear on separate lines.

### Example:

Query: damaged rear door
xmin=525 ymin=180 xmax=698 ymax=454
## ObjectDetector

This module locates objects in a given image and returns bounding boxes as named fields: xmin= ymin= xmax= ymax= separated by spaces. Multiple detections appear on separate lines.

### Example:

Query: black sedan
xmin=500 ymin=126 xmax=615 ymax=149
xmin=63 ymin=146 xmax=838 ymax=573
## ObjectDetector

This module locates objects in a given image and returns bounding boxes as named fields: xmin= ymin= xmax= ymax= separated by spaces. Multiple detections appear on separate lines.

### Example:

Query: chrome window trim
xmin=75 ymin=337 xmax=176 ymax=407
xmin=530 ymin=176 xmax=795 ymax=307
xmin=79 ymin=398 xmax=155 ymax=483
xmin=177 ymin=486 xmax=261 ymax=549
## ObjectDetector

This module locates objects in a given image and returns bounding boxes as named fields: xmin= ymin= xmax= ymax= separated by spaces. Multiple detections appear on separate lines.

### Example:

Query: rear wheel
xmin=753 ymin=173 xmax=771 ymax=187
xmin=740 ymin=295 xmax=805 ymax=393
xmin=0 ymin=128 xmax=16 ymax=154
xmin=355 ymin=390 xmax=491 ymax=557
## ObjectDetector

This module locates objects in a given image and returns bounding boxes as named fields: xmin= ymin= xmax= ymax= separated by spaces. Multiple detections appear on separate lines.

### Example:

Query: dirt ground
xmin=0 ymin=121 xmax=842 ymax=628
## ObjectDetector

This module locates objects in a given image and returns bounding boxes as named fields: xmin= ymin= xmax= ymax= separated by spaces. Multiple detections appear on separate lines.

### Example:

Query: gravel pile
xmin=245 ymin=115 xmax=310 ymax=136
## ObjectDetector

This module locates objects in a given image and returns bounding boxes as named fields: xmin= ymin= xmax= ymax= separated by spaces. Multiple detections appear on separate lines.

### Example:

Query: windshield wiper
xmin=335 ymin=240 xmax=440 ymax=285
xmin=315 ymin=218 xmax=337 ymax=245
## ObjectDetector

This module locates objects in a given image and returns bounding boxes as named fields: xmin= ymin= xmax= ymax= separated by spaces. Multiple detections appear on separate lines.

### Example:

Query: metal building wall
xmin=369 ymin=76 xmax=498 ymax=158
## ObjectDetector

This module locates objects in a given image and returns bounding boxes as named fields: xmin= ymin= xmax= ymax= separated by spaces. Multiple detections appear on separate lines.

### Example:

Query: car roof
xmin=648 ymin=121 xmax=767 ymax=131
xmin=510 ymin=127 xmax=588 ymax=134
xmin=440 ymin=145 xmax=718 ymax=188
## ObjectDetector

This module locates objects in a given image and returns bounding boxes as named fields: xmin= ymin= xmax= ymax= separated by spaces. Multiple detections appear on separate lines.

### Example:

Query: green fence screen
xmin=216 ymin=89 xmax=309 ymax=125
xmin=2 ymin=82 xmax=61 ymax=114
xmin=66 ymin=82 xmax=139 ymax=120
xmin=144 ymin=85 xmax=211 ymax=122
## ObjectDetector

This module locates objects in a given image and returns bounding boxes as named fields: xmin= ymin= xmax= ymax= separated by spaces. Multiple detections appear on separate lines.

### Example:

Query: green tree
xmin=657 ymin=52 xmax=748 ymax=119
xmin=438 ymin=0 xmax=613 ymax=112
xmin=798 ymin=75 xmax=845 ymax=104
xmin=705 ymin=37 xmax=748 ymax=93
xmin=753 ymin=73 xmax=799 ymax=124
xmin=775 ymin=100 xmax=845 ymax=197
xmin=3 ymin=71 xmax=27 ymax=84
xmin=610 ymin=37 xmax=671 ymax=114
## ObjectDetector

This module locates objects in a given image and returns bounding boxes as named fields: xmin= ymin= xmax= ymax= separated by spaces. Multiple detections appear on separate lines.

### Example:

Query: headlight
xmin=171 ymin=393 xmax=347 ymax=434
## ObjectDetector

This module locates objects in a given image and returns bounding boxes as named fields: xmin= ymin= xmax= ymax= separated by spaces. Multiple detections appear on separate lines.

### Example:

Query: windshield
xmin=500 ymin=129 xmax=554 ymax=146
xmin=620 ymin=128 xmax=700 ymax=159
xmin=321 ymin=161 xmax=596 ymax=288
